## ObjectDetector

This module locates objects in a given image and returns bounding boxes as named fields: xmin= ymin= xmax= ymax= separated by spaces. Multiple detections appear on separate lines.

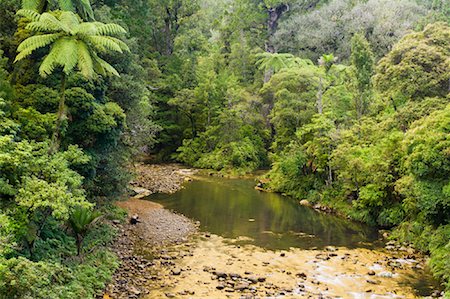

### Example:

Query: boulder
xmin=299 ymin=200 xmax=310 ymax=207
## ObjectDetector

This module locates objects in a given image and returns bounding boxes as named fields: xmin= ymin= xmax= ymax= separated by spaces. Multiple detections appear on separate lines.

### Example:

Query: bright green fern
xmin=15 ymin=9 xmax=129 ymax=152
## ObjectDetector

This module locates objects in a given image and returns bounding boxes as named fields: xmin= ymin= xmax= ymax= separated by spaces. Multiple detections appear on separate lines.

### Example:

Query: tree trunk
xmin=49 ymin=73 xmax=67 ymax=154
xmin=317 ymin=76 xmax=323 ymax=114
xmin=264 ymin=4 xmax=289 ymax=82
xmin=76 ymin=234 xmax=82 ymax=256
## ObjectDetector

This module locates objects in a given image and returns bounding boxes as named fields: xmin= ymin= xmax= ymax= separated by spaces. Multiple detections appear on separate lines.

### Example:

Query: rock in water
xmin=299 ymin=199 xmax=310 ymax=206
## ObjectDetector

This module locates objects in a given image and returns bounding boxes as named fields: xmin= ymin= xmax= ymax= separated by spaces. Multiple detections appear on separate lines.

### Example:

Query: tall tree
xmin=15 ymin=9 xmax=129 ymax=152
xmin=350 ymin=33 xmax=374 ymax=119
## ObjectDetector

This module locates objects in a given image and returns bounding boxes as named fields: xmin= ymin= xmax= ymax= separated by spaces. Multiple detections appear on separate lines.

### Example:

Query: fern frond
xmin=59 ymin=11 xmax=80 ymax=29
xmin=17 ymin=9 xmax=41 ymax=21
xmin=59 ymin=39 xmax=79 ymax=75
xmin=76 ymin=0 xmax=95 ymax=21
xmin=26 ymin=12 xmax=69 ymax=33
xmin=21 ymin=0 xmax=39 ymax=11
xmin=43 ymin=12 xmax=71 ymax=33
xmin=39 ymin=38 xmax=78 ymax=77
xmin=87 ymin=36 xmax=123 ymax=53
xmin=77 ymin=41 xmax=94 ymax=78
xmin=76 ymin=22 xmax=98 ymax=36
xmin=15 ymin=33 xmax=62 ymax=62
xmin=96 ymin=23 xmax=127 ymax=36
xmin=92 ymin=54 xmax=119 ymax=77
xmin=39 ymin=47 xmax=59 ymax=77
xmin=57 ymin=0 xmax=75 ymax=11
xmin=103 ymin=36 xmax=130 ymax=52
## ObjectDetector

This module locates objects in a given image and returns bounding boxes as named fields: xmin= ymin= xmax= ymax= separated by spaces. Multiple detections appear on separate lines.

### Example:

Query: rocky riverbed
xmin=141 ymin=234 xmax=438 ymax=299
xmin=104 ymin=164 xmax=441 ymax=299
xmin=104 ymin=164 xmax=198 ymax=299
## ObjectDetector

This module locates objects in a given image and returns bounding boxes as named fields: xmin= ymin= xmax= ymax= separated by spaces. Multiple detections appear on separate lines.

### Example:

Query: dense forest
xmin=0 ymin=0 xmax=449 ymax=297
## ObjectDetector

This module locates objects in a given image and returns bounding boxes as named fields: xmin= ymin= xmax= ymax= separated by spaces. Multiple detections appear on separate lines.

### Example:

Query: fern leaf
xmin=59 ymin=11 xmax=80 ymax=29
xmin=97 ymin=58 xmax=119 ymax=77
xmin=15 ymin=33 xmax=62 ymax=62
xmin=76 ymin=0 xmax=95 ymax=21
xmin=96 ymin=23 xmax=127 ymax=36
xmin=59 ymin=39 xmax=79 ymax=75
xmin=103 ymin=36 xmax=130 ymax=52
xmin=39 ymin=38 xmax=78 ymax=77
xmin=57 ymin=0 xmax=75 ymax=11
xmin=39 ymin=48 xmax=59 ymax=77
xmin=77 ymin=41 xmax=94 ymax=78
xmin=25 ymin=12 xmax=69 ymax=33
xmin=16 ymin=9 xmax=41 ymax=21
xmin=87 ymin=36 xmax=123 ymax=53
xmin=21 ymin=0 xmax=39 ymax=11
xmin=92 ymin=53 xmax=119 ymax=77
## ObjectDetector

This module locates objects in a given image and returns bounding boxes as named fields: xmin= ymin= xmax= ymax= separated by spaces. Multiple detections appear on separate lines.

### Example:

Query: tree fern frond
xmin=59 ymin=11 xmax=80 ymax=29
xmin=17 ymin=9 xmax=41 ymax=21
xmin=77 ymin=41 xmax=94 ymax=78
xmin=39 ymin=47 xmax=59 ymax=77
xmin=59 ymin=39 xmax=79 ymax=75
xmin=28 ymin=12 xmax=69 ymax=33
xmin=96 ymin=23 xmax=127 ymax=36
xmin=92 ymin=54 xmax=119 ymax=77
xmin=98 ymin=58 xmax=119 ymax=77
xmin=76 ymin=22 xmax=98 ymax=36
xmin=57 ymin=0 xmax=75 ymax=11
xmin=15 ymin=33 xmax=62 ymax=62
xmin=103 ymin=36 xmax=130 ymax=52
xmin=87 ymin=36 xmax=123 ymax=53
xmin=39 ymin=38 xmax=78 ymax=77
xmin=26 ymin=20 xmax=63 ymax=33
xmin=76 ymin=0 xmax=95 ymax=21
xmin=21 ymin=0 xmax=39 ymax=11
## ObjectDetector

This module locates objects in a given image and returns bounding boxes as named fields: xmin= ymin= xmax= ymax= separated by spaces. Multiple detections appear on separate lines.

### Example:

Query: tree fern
xmin=15 ymin=33 xmax=62 ymax=61
xmin=22 ymin=0 xmax=94 ymax=21
xmin=15 ymin=10 xmax=129 ymax=152
xmin=16 ymin=11 xmax=128 ymax=78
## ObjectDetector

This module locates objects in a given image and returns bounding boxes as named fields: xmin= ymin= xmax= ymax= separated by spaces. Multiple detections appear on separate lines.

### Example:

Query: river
xmin=145 ymin=174 xmax=439 ymax=298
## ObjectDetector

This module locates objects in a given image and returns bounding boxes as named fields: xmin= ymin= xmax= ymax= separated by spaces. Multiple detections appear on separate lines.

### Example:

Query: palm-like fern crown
xmin=15 ymin=9 xmax=129 ymax=79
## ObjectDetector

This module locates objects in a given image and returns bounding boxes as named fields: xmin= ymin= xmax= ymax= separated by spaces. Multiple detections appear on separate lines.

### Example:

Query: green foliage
xmin=69 ymin=206 xmax=101 ymax=256
xmin=350 ymin=33 xmax=374 ymax=118
xmin=22 ymin=0 xmax=95 ymax=20
xmin=15 ymin=10 xmax=129 ymax=78
xmin=0 ymin=249 xmax=118 ymax=299
xmin=374 ymin=22 xmax=450 ymax=103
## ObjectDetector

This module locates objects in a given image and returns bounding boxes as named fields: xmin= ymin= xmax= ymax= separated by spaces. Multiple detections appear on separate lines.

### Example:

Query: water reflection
xmin=149 ymin=176 xmax=379 ymax=250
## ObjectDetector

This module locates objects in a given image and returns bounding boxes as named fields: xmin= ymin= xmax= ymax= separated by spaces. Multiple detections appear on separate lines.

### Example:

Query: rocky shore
xmin=103 ymin=164 xmax=198 ymax=299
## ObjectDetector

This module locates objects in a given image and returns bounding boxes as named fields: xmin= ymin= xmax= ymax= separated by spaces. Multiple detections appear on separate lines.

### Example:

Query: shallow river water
xmin=151 ymin=175 xmax=379 ymax=250
xmin=146 ymin=175 xmax=439 ymax=298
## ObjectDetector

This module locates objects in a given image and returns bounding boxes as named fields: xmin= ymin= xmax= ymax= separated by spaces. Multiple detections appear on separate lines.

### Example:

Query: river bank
xmin=104 ymin=164 xmax=198 ymax=298
xmin=105 ymin=164 xmax=441 ymax=298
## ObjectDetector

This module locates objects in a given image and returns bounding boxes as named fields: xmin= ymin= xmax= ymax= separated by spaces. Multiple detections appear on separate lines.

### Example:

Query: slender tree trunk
xmin=317 ymin=76 xmax=323 ymax=114
xmin=76 ymin=234 xmax=82 ymax=256
xmin=50 ymin=73 xmax=67 ymax=154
